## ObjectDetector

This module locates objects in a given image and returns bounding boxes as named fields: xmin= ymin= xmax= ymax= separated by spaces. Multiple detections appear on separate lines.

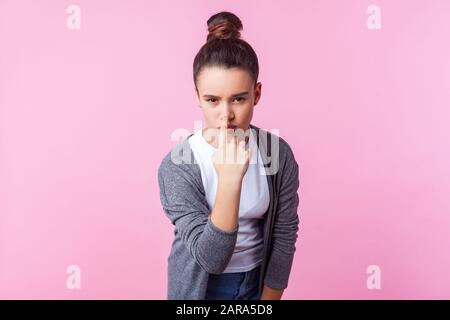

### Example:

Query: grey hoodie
xmin=158 ymin=123 xmax=300 ymax=299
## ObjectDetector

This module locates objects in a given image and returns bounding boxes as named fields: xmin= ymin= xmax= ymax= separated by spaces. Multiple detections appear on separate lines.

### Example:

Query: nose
xmin=219 ymin=104 xmax=235 ymax=122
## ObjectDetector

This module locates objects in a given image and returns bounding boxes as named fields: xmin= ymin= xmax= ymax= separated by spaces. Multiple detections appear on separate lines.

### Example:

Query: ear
xmin=254 ymin=82 xmax=262 ymax=105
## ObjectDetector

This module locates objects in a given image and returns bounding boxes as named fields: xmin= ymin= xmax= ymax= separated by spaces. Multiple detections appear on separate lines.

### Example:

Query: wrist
xmin=218 ymin=174 xmax=243 ymax=187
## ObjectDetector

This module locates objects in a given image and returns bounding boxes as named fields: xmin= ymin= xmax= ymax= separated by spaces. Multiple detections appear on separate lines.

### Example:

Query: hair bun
xmin=206 ymin=11 xmax=243 ymax=42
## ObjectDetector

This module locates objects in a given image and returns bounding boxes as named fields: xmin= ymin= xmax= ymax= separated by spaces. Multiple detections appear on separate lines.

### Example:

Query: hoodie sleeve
xmin=263 ymin=145 xmax=300 ymax=290
xmin=158 ymin=151 xmax=239 ymax=275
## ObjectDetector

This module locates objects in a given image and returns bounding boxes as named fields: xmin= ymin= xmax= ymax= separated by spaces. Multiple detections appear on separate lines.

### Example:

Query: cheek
xmin=202 ymin=109 xmax=220 ymax=125
xmin=240 ymin=104 xmax=254 ymax=118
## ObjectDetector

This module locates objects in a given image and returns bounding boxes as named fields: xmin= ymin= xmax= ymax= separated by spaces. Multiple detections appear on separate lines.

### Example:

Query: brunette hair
xmin=193 ymin=11 xmax=259 ymax=91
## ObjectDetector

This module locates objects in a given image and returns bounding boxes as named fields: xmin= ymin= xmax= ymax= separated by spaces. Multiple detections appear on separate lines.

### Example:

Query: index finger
xmin=218 ymin=116 xmax=228 ymax=149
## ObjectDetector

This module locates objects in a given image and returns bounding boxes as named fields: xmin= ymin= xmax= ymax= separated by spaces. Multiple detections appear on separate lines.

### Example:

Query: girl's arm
xmin=210 ymin=174 xmax=242 ymax=232
xmin=158 ymin=152 xmax=240 ymax=275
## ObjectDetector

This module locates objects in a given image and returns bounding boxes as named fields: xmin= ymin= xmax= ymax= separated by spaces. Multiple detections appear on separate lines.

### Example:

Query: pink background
xmin=1 ymin=0 xmax=450 ymax=299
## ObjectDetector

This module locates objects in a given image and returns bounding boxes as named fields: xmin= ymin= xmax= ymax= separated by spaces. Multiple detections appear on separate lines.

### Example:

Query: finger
xmin=231 ymin=134 xmax=238 ymax=162
xmin=219 ymin=116 xmax=227 ymax=150
xmin=237 ymin=139 xmax=246 ymax=164
xmin=236 ymin=139 xmax=244 ymax=164
xmin=234 ymin=127 xmax=244 ymax=145
xmin=217 ymin=117 xmax=228 ymax=164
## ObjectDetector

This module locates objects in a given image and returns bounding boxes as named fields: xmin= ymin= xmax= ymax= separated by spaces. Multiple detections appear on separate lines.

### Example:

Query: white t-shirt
xmin=188 ymin=127 xmax=270 ymax=273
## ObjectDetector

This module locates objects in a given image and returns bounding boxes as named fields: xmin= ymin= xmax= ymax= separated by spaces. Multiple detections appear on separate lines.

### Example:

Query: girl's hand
xmin=211 ymin=117 xmax=251 ymax=183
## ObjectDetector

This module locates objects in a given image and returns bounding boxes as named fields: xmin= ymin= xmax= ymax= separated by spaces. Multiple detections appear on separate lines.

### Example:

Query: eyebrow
xmin=202 ymin=91 xmax=249 ymax=98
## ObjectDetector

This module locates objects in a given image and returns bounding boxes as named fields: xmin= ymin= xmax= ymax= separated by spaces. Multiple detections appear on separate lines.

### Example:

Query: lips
xmin=217 ymin=125 xmax=237 ymax=129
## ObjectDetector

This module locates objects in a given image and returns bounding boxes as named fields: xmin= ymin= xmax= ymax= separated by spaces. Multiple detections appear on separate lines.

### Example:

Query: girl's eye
xmin=205 ymin=97 xmax=245 ymax=103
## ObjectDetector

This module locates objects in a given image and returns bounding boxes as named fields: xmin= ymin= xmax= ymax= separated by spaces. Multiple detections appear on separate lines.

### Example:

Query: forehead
xmin=197 ymin=66 xmax=252 ymax=96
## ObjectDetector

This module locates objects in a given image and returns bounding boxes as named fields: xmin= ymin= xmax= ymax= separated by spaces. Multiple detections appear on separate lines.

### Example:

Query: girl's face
xmin=195 ymin=66 xmax=261 ymax=131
